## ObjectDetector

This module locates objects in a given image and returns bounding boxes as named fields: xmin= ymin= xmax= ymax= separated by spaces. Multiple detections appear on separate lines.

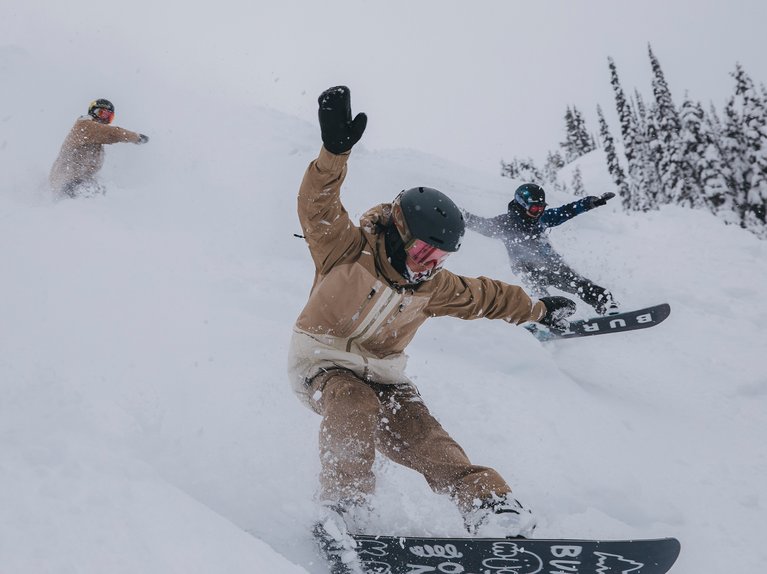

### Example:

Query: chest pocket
xmin=369 ymin=292 xmax=429 ymax=348
xmin=339 ymin=281 xmax=384 ymax=334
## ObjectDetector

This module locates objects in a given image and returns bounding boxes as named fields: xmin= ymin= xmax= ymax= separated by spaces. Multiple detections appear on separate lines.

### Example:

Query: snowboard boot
xmin=313 ymin=502 xmax=366 ymax=574
xmin=595 ymin=293 xmax=620 ymax=316
xmin=463 ymin=494 xmax=537 ymax=539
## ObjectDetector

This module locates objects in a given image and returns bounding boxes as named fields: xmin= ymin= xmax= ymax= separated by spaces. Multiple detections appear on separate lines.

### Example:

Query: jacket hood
xmin=360 ymin=203 xmax=424 ymax=289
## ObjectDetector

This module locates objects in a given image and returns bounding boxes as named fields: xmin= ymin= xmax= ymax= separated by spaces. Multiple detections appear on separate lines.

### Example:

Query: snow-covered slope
xmin=2 ymin=41 xmax=766 ymax=574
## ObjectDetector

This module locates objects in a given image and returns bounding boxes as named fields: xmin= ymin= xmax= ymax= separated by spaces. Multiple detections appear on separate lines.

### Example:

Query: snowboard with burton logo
xmin=525 ymin=303 xmax=671 ymax=342
xmin=341 ymin=534 xmax=681 ymax=574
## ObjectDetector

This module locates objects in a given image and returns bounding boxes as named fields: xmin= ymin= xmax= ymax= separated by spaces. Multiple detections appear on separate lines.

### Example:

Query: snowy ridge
xmin=2 ymin=40 xmax=767 ymax=574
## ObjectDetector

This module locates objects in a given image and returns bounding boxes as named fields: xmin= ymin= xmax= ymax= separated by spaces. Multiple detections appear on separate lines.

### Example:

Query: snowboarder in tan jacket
xmin=289 ymin=86 xmax=576 ymax=549
xmin=49 ymin=99 xmax=148 ymax=198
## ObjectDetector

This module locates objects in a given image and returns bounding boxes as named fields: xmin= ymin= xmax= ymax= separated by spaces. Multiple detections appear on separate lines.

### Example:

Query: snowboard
xmin=525 ymin=303 xmax=671 ymax=342
xmin=345 ymin=534 xmax=681 ymax=574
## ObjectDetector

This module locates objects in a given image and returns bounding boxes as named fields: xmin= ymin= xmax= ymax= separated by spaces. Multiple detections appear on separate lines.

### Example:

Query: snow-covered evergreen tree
xmin=544 ymin=150 xmax=566 ymax=191
xmin=714 ymin=64 xmax=767 ymax=235
xmin=561 ymin=106 xmax=595 ymax=163
xmin=718 ymin=97 xmax=749 ymax=223
xmin=545 ymin=150 xmax=565 ymax=172
xmin=571 ymin=165 xmax=586 ymax=197
xmin=500 ymin=157 xmax=545 ymax=185
xmin=609 ymin=57 xmax=649 ymax=210
xmin=648 ymin=45 xmax=683 ymax=205
xmin=597 ymin=104 xmax=631 ymax=209
xmin=572 ymin=106 xmax=596 ymax=157
xmin=676 ymin=95 xmax=707 ymax=208
xmin=633 ymin=89 xmax=664 ymax=208
xmin=561 ymin=107 xmax=577 ymax=162
xmin=698 ymin=109 xmax=731 ymax=214
xmin=733 ymin=64 xmax=767 ymax=234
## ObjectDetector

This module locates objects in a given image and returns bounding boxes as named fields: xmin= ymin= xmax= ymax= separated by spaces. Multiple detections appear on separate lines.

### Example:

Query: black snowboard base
xmin=525 ymin=303 xmax=671 ymax=342
xmin=348 ymin=534 xmax=681 ymax=574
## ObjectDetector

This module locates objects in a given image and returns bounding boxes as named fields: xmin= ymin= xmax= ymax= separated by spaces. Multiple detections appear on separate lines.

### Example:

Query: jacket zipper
xmin=346 ymin=288 xmax=401 ymax=352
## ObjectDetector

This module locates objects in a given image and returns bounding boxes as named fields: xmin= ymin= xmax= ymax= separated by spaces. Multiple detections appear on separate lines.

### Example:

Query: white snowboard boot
xmin=595 ymin=293 xmax=621 ymax=316
xmin=313 ymin=502 xmax=365 ymax=574
xmin=463 ymin=494 xmax=537 ymax=539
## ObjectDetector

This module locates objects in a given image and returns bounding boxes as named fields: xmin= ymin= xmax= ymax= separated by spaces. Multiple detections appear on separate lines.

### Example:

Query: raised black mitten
xmin=318 ymin=86 xmax=367 ymax=154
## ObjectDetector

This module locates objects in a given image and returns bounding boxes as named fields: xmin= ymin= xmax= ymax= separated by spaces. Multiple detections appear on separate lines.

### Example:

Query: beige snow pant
xmin=307 ymin=369 xmax=511 ymax=513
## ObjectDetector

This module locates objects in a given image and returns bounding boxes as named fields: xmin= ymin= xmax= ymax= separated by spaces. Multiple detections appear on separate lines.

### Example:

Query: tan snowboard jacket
xmin=49 ymin=116 xmax=141 ymax=192
xmin=287 ymin=147 xmax=546 ymax=407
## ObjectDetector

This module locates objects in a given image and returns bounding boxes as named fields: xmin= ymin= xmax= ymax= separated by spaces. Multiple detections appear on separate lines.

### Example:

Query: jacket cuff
xmin=531 ymin=300 xmax=547 ymax=322
xmin=316 ymin=146 xmax=350 ymax=172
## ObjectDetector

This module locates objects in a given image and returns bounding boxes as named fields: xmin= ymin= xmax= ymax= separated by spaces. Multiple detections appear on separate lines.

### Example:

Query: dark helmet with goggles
xmin=392 ymin=187 xmax=465 ymax=253
xmin=390 ymin=187 xmax=465 ymax=283
xmin=510 ymin=183 xmax=546 ymax=218
xmin=88 ymin=99 xmax=115 ymax=124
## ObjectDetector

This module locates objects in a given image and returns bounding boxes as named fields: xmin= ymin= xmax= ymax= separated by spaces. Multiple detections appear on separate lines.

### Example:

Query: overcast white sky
xmin=3 ymin=0 xmax=766 ymax=173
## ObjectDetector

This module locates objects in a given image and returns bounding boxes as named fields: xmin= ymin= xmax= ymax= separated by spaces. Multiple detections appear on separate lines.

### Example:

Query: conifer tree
xmin=609 ymin=58 xmax=637 ymax=163
xmin=571 ymin=166 xmax=586 ymax=197
xmin=544 ymin=150 xmax=566 ymax=190
xmin=597 ymin=104 xmax=631 ymax=208
xmin=561 ymin=106 xmax=595 ymax=162
xmin=676 ymin=95 xmax=707 ymax=208
xmin=648 ymin=45 xmax=683 ymax=204
xmin=733 ymin=65 xmax=767 ymax=232
xmin=572 ymin=106 xmax=596 ymax=157
xmin=719 ymin=97 xmax=749 ymax=220
xmin=608 ymin=57 xmax=648 ymax=210
xmin=698 ymin=105 xmax=730 ymax=212
xmin=500 ymin=157 xmax=545 ymax=185
xmin=715 ymin=65 xmax=767 ymax=231
xmin=633 ymin=89 xmax=664 ymax=208
xmin=561 ymin=107 xmax=577 ymax=162
xmin=707 ymin=101 xmax=736 ymax=216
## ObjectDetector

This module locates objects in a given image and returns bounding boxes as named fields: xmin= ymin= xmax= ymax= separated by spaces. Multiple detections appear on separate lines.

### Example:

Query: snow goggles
xmin=526 ymin=203 xmax=545 ymax=217
xmin=94 ymin=107 xmax=114 ymax=123
xmin=405 ymin=238 xmax=451 ymax=270
xmin=391 ymin=199 xmax=451 ymax=270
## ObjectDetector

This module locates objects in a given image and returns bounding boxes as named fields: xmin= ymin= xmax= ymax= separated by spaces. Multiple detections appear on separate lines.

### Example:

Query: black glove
xmin=588 ymin=192 xmax=615 ymax=208
xmin=136 ymin=134 xmax=149 ymax=145
xmin=539 ymin=296 xmax=577 ymax=330
xmin=318 ymin=86 xmax=367 ymax=155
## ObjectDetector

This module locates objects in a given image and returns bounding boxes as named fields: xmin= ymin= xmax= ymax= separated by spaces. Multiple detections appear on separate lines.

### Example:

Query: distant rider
xmin=50 ymin=99 xmax=149 ymax=198
xmin=462 ymin=184 xmax=620 ymax=316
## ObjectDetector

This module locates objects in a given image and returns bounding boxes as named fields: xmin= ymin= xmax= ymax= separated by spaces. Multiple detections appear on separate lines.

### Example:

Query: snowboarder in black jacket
xmin=462 ymin=183 xmax=620 ymax=316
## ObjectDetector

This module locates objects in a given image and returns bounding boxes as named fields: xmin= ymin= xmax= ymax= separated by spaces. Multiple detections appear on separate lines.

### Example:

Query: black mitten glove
xmin=539 ymin=296 xmax=577 ymax=330
xmin=318 ymin=86 xmax=367 ymax=155
xmin=136 ymin=134 xmax=149 ymax=145
xmin=588 ymin=192 xmax=616 ymax=208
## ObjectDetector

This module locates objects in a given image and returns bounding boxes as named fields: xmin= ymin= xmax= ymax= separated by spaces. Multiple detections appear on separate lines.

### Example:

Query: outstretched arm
xmin=461 ymin=209 xmax=506 ymax=238
xmin=540 ymin=192 xmax=615 ymax=228
xmin=425 ymin=271 xmax=576 ymax=329
xmin=83 ymin=120 xmax=144 ymax=145
xmin=425 ymin=271 xmax=546 ymax=325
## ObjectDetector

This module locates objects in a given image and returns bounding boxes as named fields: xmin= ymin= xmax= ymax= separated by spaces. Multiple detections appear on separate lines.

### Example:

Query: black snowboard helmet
xmin=510 ymin=183 xmax=547 ymax=219
xmin=392 ymin=187 xmax=465 ymax=252
xmin=88 ymin=99 xmax=115 ymax=123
